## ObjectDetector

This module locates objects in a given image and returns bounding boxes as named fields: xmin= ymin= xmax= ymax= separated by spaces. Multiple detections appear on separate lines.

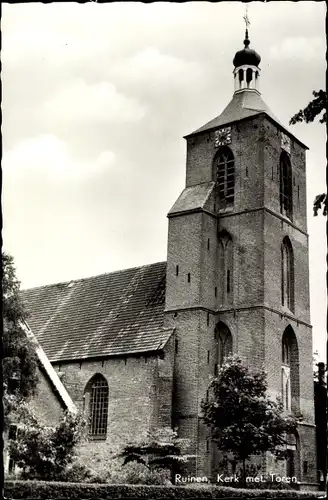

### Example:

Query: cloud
xmin=3 ymin=134 xmax=116 ymax=181
xmin=111 ymin=47 xmax=204 ymax=90
xmin=270 ymin=36 xmax=325 ymax=62
xmin=43 ymin=80 xmax=147 ymax=124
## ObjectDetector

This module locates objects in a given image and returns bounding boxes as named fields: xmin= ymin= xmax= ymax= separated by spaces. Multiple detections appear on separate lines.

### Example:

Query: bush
xmin=4 ymin=480 xmax=321 ymax=499
xmin=63 ymin=446 xmax=172 ymax=485
xmin=9 ymin=410 xmax=86 ymax=480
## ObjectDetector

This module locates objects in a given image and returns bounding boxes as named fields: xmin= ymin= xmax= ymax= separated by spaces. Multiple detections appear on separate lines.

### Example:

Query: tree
xmin=118 ymin=427 xmax=191 ymax=483
xmin=290 ymin=89 xmax=327 ymax=217
xmin=8 ymin=406 xmax=86 ymax=480
xmin=201 ymin=356 xmax=298 ymax=487
xmin=2 ymin=252 xmax=39 ymax=429
xmin=289 ymin=90 xmax=326 ymax=125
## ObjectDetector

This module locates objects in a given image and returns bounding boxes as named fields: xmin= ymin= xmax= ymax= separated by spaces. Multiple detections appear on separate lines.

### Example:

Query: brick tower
xmin=164 ymin=29 xmax=317 ymax=488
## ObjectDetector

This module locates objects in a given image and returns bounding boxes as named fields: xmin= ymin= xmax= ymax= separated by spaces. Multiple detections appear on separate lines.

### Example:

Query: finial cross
xmin=243 ymin=5 xmax=251 ymax=29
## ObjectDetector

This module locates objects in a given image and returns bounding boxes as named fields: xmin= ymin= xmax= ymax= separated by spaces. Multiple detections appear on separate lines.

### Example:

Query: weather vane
xmin=243 ymin=4 xmax=251 ymax=31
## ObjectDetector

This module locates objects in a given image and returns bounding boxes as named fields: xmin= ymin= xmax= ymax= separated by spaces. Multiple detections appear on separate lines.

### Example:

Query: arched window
xmin=215 ymin=147 xmax=235 ymax=206
xmin=281 ymin=236 xmax=294 ymax=312
xmin=280 ymin=152 xmax=293 ymax=219
xmin=281 ymin=327 xmax=299 ymax=413
xmin=218 ymin=230 xmax=233 ymax=306
xmin=214 ymin=322 xmax=233 ymax=375
xmin=84 ymin=374 xmax=109 ymax=439
xmin=281 ymin=336 xmax=291 ymax=410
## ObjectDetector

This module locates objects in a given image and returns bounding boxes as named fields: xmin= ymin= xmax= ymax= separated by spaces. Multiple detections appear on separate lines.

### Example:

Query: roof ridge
xmin=21 ymin=261 xmax=167 ymax=292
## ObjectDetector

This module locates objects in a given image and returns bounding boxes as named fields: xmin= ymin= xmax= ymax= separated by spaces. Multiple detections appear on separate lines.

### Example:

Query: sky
xmin=2 ymin=2 xmax=326 ymax=360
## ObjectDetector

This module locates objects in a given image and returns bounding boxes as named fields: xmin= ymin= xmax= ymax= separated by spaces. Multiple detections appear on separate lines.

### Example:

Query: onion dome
xmin=233 ymin=29 xmax=261 ymax=68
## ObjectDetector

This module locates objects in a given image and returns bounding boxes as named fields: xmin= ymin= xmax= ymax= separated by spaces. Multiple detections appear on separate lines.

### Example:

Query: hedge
xmin=4 ymin=480 xmax=322 ymax=499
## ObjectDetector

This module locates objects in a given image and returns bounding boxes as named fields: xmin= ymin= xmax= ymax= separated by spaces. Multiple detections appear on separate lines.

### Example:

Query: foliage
xmin=4 ymin=480 xmax=319 ymax=499
xmin=201 ymin=356 xmax=298 ymax=485
xmin=313 ymin=193 xmax=327 ymax=217
xmin=118 ymin=427 xmax=191 ymax=476
xmin=55 ymin=463 xmax=94 ymax=483
xmin=66 ymin=448 xmax=171 ymax=485
xmin=312 ymin=351 xmax=324 ymax=380
xmin=289 ymin=90 xmax=326 ymax=125
xmin=289 ymin=90 xmax=327 ymax=217
xmin=3 ymin=252 xmax=39 ymax=429
xmin=8 ymin=408 xmax=86 ymax=480
xmin=109 ymin=462 xmax=172 ymax=485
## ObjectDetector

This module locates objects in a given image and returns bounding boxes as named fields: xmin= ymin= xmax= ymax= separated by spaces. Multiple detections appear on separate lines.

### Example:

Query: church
xmin=18 ymin=29 xmax=318 ymax=489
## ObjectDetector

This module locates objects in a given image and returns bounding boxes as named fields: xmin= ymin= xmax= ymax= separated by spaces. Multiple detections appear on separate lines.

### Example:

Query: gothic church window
xmin=214 ymin=322 xmax=233 ymax=375
xmin=281 ymin=335 xmax=291 ymax=411
xmin=280 ymin=151 xmax=293 ymax=219
xmin=84 ymin=374 xmax=109 ymax=439
xmin=218 ymin=230 xmax=233 ymax=305
xmin=281 ymin=236 xmax=294 ymax=312
xmin=281 ymin=327 xmax=299 ymax=413
xmin=215 ymin=147 xmax=235 ymax=206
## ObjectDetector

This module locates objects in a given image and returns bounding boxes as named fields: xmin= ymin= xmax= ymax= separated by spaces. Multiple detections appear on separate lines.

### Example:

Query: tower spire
xmin=233 ymin=6 xmax=261 ymax=94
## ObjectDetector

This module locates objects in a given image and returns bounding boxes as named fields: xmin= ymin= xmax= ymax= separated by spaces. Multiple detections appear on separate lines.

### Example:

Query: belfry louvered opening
xmin=215 ymin=146 xmax=235 ymax=206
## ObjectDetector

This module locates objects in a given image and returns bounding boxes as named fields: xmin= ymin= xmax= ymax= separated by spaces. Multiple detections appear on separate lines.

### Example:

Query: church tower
xmin=164 ymin=29 xmax=317 ymax=487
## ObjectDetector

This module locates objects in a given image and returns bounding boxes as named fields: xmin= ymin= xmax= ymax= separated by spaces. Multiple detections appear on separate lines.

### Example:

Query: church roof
xmin=21 ymin=262 xmax=172 ymax=363
xmin=189 ymin=91 xmax=283 ymax=135
xmin=186 ymin=91 xmax=307 ymax=149
xmin=168 ymin=181 xmax=215 ymax=215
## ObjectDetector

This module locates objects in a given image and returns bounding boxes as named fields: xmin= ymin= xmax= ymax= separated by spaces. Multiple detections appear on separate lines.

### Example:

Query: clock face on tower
xmin=281 ymin=132 xmax=291 ymax=154
xmin=214 ymin=127 xmax=232 ymax=147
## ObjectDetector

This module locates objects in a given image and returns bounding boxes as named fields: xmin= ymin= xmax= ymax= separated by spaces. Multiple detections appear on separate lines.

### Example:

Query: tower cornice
xmin=184 ymin=111 xmax=308 ymax=150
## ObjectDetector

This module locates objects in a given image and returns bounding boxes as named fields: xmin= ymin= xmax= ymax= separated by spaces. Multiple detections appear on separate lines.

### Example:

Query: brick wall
xmin=29 ymin=366 xmax=66 ymax=427
xmin=166 ymin=111 xmax=316 ymax=485
xmin=53 ymin=348 xmax=174 ymax=464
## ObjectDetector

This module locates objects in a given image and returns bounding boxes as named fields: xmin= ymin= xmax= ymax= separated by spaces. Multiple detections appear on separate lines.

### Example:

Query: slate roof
xmin=168 ymin=182 xmax=215 ymax=215
xmin=21 ymin=262 xmax=172 ymax=363
xmin=186 ymin=90 xmax=307 ymax=149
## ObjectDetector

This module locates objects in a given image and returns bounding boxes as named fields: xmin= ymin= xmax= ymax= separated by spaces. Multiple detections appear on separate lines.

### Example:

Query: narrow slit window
xmin=207 ymin=351 xmax=210 ymax=364
xmin=207 ymin=238 xmax=210 ymax=250
xmin=187 ymin=273 xmax=191 ymax=283
xmin=227 ymin=270 xmax=231 ymax=293
xmin=214 ymin=287 xmax=217 ymax=297
xmin=176 ymin=265 xmax=179 ymax=276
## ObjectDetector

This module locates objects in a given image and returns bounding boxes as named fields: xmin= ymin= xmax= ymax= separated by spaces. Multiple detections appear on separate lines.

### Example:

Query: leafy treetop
xmin=3 ymin=252 xmax=39 ymax=428
xmin=289 ymin=90 xmax=326 ymax=125
xmin=201 ymin=356 xmax=298 ymax=473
